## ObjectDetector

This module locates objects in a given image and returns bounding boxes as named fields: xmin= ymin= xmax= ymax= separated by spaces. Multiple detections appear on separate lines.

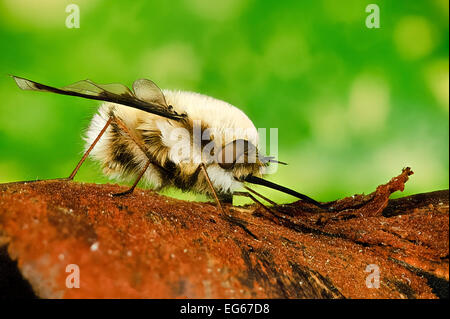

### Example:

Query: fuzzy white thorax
xmin=163 ymin=90 xmax=259 ymax=146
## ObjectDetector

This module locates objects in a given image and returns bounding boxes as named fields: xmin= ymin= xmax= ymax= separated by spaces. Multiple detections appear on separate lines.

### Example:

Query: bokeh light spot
xmin=348 ymin=74 xmax=390 ymax=133
xmin=393 ymin=16 xmax=436 ymax=60
xmin=1 ymin=0 xmax=95 ymax=30
xmin=322 ymin=0 xmax=364 ymax=24
xmin=310 ymin=100 xmax=348 ymax=147
xmin=139 ymin=43 xmax=201 ymax=88
xmin=184 ymin=0 xmax=248 ymax=21
xmin=423 ymin=59 xmax=449 ymax=112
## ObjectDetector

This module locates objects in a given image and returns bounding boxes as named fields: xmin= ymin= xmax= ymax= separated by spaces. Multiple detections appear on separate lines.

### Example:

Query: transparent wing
xmin=132 ymin=78 xmax=168 ymax=107
xmin=12 ymin=75 xmax=186 ymax=121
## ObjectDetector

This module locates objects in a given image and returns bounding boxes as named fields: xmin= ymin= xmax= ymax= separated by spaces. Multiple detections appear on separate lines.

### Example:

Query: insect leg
xmin=108 ymin=115 xmax=174 ymax=197
xmin=199 ymin=163 xmax=225 ymax=215
xmin=233 ymin=191 xmax=274 ymax=214
xmin=67 ymin=116 xmax=113 ymax=180
xmin=112 ymin=160 xmax=151 ymax=197
xmin=234 ymin=190 xmax=290 ymax=227
xmin=243 ymin=185 xmax=278 ymax=206
xmin=111 ymin=115 xmax=169 ymax=173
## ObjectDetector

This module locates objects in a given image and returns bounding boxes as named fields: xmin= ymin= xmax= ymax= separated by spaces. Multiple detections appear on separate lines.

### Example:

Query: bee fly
xmin=12 ymin=76 xmax=328 ymax=215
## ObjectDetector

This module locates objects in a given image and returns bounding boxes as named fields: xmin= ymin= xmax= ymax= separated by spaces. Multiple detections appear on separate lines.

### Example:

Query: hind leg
xmin=16 ymin=116 xmax=113 ymax=184
xmin=66 ymin=116 xmax=113 ymax=180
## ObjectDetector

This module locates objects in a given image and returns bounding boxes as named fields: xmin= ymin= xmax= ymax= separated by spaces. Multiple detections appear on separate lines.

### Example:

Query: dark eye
xmin=217 ymin=139 xmax=257 ymax=169
xmin=218 ymin=161 xmax=234 ymax=169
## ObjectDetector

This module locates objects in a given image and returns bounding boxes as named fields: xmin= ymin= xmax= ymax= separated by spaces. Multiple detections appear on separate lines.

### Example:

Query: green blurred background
xmin=0 ymin=0 xmax=448 ymax=204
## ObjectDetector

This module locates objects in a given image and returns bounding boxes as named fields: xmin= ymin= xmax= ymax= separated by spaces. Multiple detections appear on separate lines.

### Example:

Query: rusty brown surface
xmin=0 ymin=168 xmax=448 ymax=299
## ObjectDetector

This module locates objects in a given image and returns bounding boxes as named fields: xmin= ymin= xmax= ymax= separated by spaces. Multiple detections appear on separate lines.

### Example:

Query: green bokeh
xmin=0 ymin=0 xmax=448 ymax=204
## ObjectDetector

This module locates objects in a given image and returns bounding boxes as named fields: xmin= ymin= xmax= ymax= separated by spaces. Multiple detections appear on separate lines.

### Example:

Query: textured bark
xmin=0 ymin=168 xmax=448 ymax=299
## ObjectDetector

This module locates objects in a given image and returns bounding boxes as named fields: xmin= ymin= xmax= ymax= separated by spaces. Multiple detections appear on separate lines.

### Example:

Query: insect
xmin=12 ymin=75 xmax=328 ymax=215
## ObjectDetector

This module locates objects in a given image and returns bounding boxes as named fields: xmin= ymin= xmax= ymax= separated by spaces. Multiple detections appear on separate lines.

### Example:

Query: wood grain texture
xmin=0 ymin=168 xmax=448 ymax=299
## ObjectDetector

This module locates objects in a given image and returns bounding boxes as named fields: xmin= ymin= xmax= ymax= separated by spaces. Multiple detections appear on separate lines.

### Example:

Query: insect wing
xmin=12 ymin=75 xmax=185 ymax=121
xmin=132 ymin=78 xmax=168 ymax=108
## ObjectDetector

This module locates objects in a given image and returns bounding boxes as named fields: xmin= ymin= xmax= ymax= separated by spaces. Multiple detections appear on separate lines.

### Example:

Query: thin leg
xmin=119 ymin=116 xmax=176 ymax=174
xmin=234 ymin=190 xmax=288 ymax=225
xmin=112 ymin=160 xmax=151 ymax=197
xmin=243 ymin=185 xmax=278 ymax=206
xmin=199 ymin=163 xmax=225 ymax=215
xmin=196 ymin=172 xmax=259 ymax=239
xmin=234 ymin=191 xmax=274 ymax=214
xmin=68 ymin=116 xmax=113 ymax=180
xmin=112 ymin=116 xmax=170 ymax=173
xmin=113 ymin=116 xmax=149 ymax=159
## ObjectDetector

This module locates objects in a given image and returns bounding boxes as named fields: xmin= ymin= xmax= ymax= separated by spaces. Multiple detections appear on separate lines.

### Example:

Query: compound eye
xmin=217 ymin=141 xmax=238 ymax=169
xmin=217 ymin=139 xmax=257 ymax=169
xmin=218 ymin=161 xmax=234 ymax=170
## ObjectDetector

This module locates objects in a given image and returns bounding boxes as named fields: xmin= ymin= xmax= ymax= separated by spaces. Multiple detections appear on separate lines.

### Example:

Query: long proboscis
xmin=244 ymin=175 xmax=327 ymax=209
